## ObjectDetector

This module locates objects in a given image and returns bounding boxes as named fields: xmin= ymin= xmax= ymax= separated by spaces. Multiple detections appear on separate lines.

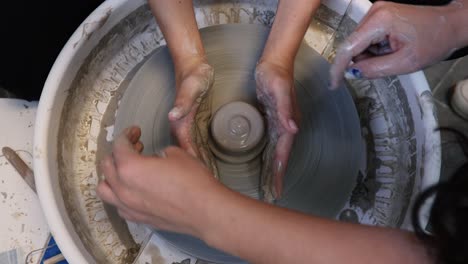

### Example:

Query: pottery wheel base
xmin=114 ymin=24 xmax=362 ymax=263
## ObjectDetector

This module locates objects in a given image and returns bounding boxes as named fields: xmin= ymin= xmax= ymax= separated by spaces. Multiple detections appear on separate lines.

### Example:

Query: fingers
xmin=97 ymin=180 xmax=140 ymax=214
xmin=168 ymin=88 xmax=200 ymax=121
xmin=275 ymin=87 xmax=299 ymax=134
xmin=135 ymin=141 xmax=144 ymax=153
xmin=98 ymin=147 xmax=149 ymax=219
xmin=117 ymin=207 xmax=150 ymax=223
xmin=168 ymin=63 xmax=214 ymax=157
xmin=162 ymin=146 xmax=184 ymax=157
xmin=117 ymin=208 xmax=136 ymax=222
xmin=100 ymin=154 xmax=138 ymax=203
xmin=366 ymin=40 xmax=394 ymax=56
xmin=170 ymin=111 xmax=198 ymax=157
xmin=128 ymin=126 xmax=144 ymax=153
xmin=273 ymin=132 xmax=295 ymax=198
xmin=255 ymin=62 xmax=299 ymax=199
xmin=256 ymin=68 xmax=299 ymax=134
xmin=100 ymin=155 xmax=120 ymax=191
xmin=349 ymin=47 xmax=415 ymax=79
xmin=112 ymin=127 xmax=140 ymax=166
xmin=329 ymin=17 xmax=390 ymax=89
xmin=97 ymin=180 xmax=121 ymax=207
xmin=169 ymin=64 xmax=214 ymax=121
xmin=97 ymin=180 xmax=149 ymax=223
xmin=101 ymin=126 xmax=147 ymax=193
xmin=127 ymin=126 xmax=141 ymax=144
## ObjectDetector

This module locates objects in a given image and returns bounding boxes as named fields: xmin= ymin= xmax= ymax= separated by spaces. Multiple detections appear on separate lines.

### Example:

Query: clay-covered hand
xmin=168 ymin=56 xmax=214 ymax=157
xmin=255 ymin=60 xmax=299 ymax=199
xmin=329 ymin=1 xmax=461 ymax=89
xmin=97 ymin=126 xmax=221 ymax=236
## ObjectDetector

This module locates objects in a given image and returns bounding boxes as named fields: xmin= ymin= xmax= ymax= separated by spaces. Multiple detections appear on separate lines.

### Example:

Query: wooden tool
xmin=2 ymin=147 xmax=36 ymax=192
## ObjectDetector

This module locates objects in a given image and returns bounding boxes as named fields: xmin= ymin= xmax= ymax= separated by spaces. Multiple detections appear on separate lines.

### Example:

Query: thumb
xmin=330 ymin=24 xmax=390 ymax=90
xmin=275 ymin=87 xmax=299 ymax=134
xmin=169 ymin=66 xmax=214 ymax=121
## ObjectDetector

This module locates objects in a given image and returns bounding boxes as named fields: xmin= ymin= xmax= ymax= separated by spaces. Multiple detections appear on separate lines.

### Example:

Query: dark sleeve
xmin=0 ymin=0 xmax=104 ymax=101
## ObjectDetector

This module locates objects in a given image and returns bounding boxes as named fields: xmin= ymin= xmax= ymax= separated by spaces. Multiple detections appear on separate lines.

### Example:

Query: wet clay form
xmin=115 ymin=23 xmax=362 ymax=216
xmin=210 ymin=101 xmax=265 ymax=157
xmin=209 ymin=101 xmax=267 ymax=199
xmin=114 ymin=24 xmax=362 ymax=261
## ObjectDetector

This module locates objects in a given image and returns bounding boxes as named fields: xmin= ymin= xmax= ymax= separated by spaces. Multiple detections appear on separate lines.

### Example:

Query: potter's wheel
xmin=114 ymin=24 xmax=362 ymax=263
xmin=34 ymin=1 xmax=441 ymax=263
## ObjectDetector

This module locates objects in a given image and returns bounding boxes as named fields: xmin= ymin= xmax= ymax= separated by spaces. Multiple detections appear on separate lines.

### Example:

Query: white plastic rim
xmin=34 ymin=0 xmax=441 ymax=263
xmin=34 ymin=1 xmax=147 ymax=263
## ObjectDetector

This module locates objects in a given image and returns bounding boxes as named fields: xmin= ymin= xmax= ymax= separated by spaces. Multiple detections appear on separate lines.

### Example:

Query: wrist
xmin=259 ymin=52 xmax=295 ymax=72
xmin=174 ymin=54 xmax=207 ymax=72
xmin=173 ymin=54 xmax=211 ymax=84
xmin=257 ymin=56 xmax=294 ymax=78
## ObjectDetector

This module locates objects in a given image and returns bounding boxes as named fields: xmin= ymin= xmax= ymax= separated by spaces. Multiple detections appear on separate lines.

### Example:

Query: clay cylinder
xmin=210 ymin=101 xmax=265 ymax=163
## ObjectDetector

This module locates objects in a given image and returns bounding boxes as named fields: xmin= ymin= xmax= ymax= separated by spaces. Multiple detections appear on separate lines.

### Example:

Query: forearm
xmin=261 ymin=0 xmax=320 ymax=68
xmin=148 ymin=0 xmax=205 ymax=69
xmin=197 ymin=186 xmax=433 ymax=264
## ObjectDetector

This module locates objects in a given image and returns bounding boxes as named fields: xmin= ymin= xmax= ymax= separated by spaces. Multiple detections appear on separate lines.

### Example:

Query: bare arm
xmin=261 ymin=0 xmax=320 ymax=67
xmin=255 ymin=0 xmax=320 ymax=197
xmin=200 ymin=181 xmax=433 ymax=264
xmin=147 ymin=0 xmax=214 ymax=167
xmin=148 ymin=0 xmax=320 ymax=71
xmin=98 ymin=127 xmax=434 ymax=264
xmin=148 ymin=0 xmax=204 ymax=69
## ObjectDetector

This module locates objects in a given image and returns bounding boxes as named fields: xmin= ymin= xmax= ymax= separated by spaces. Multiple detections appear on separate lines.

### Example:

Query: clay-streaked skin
xmin=148 ymin=0 xmax=215 ymax=171
xmin=148 ymin=0 xmax=320 ymax=196
xmin=330 ymin=0 xmax=468 ymax=89
xmin=97 ymin=127 xmax=434 ymax=264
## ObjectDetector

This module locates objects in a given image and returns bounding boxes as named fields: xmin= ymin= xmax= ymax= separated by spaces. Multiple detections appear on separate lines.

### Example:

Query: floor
xmin=424 ymin=56 xmax=468 ymax=182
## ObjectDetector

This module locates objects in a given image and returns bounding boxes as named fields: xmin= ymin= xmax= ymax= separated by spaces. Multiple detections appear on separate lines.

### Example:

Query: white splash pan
xmin=34 ymin=0 xmax=441 ymax=263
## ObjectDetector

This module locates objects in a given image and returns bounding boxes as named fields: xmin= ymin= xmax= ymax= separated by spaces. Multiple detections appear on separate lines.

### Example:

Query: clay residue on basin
xmin=57 ymin=5 xmax=163 ymax=263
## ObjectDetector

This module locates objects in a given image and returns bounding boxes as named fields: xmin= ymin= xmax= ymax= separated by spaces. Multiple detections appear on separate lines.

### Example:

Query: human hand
xmin=255 ymin=60 xmax=299 ymax=199
xmin=329 ymin=1 xmax=460 ymax=89
xmin=168 ymin=57 xmax=216 ymax=168
xmin=97 ymin=126 xmax=223 ymax=236
xmin=169 ymin=57 xmax=214 ymax=155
